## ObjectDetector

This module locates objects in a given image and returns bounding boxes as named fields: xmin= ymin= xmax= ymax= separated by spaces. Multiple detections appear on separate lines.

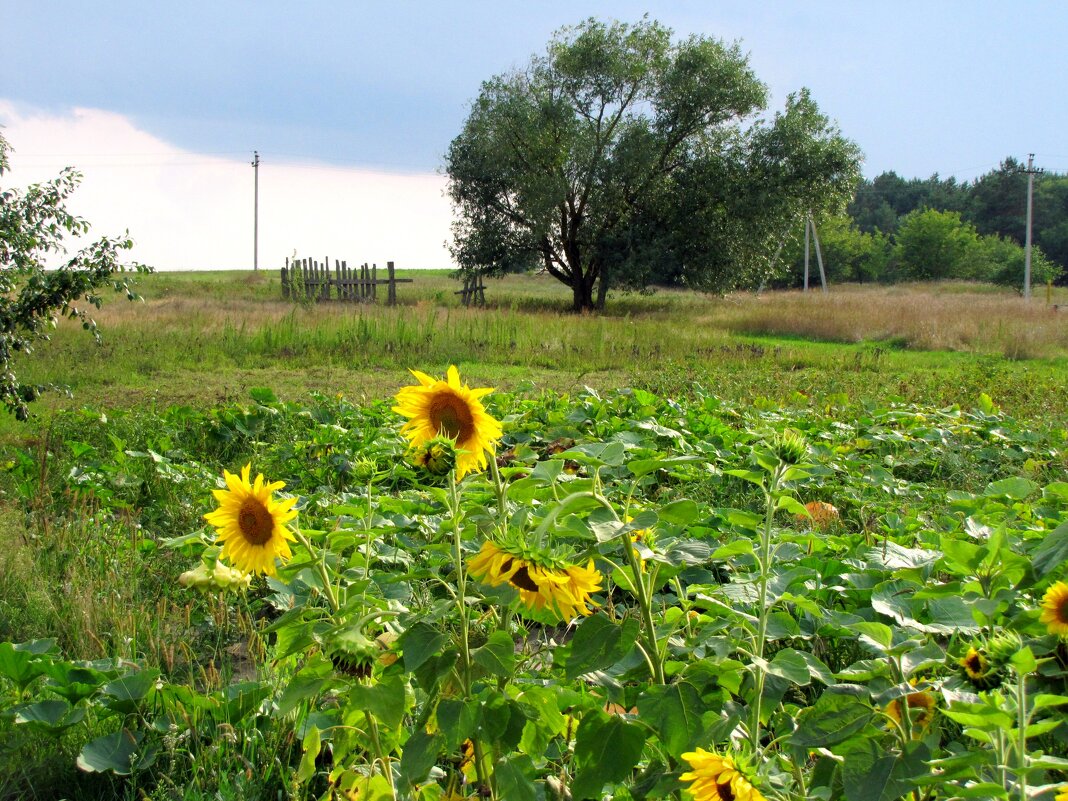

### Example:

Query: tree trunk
xmin=595 ymin=264 xmax=610 ymax=310
xmin=571 ymin=277 xmax=595 ymax=312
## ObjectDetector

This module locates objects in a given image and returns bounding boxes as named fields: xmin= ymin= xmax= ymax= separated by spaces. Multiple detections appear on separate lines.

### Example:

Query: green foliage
xmin=893 ymin=208 xmax=982 ymax=280
xmin=848 ymin=160 xmax=1068 ymax=285
xmin=1 ymin=382 xmax=1067 ymax=799
xmin=446 ymin=17 xmax=860 ymax=310
xmin=780 ymin=213 xmax=892 ymax=284
xmin=0 ymin=132 xmax=149 ymax=419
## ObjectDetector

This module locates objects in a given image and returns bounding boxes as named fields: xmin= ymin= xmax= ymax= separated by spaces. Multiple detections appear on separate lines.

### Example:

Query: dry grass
xmin=717 ymin=283 xmax=1068 ymax=357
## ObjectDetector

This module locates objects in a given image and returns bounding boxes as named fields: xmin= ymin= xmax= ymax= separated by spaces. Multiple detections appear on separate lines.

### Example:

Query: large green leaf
xmin=15 ymin=699 xmax=86 ymax=734
xmin=399 ymin=730 xmax=442 ymax=789
xmin=0 ymin=641 xmax=51 ymax=691
xmin=790 ymin=685 xmax=873 ymax=748
xmin=840 ymin=739 xmax=930 ymax=801
xmin=77 ymin=729 xmax=154 ymax=775
xmin=472 ymin=630 xmax=516 ymax=678
xmin=348 ymin=675 xmax=408 ymax=730
xmin=1032 ymin=521 xmax=1068 ymax=577
xmin=564 ymin=614 xmax=640 ymax=679
xmin=399 ymin=622 xmax=449 ymax=672
xmin=571 ymin=710 xmax=647 ymax=800
xmin=636 ymin=681 xmax=704 ymax=757
xmin=100 ymin=669 xmax=160 ymax=715
xmin=494 ymin=755 xmax=537 ymax=801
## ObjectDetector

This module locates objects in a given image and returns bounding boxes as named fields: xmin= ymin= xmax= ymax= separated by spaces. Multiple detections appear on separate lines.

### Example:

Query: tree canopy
xmin=0 ymin=132 xmax=148 ymax=419
xmin=446 ymin=17 xmax=861 ymax=311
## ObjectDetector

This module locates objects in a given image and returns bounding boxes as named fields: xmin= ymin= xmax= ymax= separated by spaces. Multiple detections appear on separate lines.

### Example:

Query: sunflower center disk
xmin=509 ymin=565 xmax=541 ymax=592
xmin=237 ymin=498 xmax=275 ymax=546
xmin=430 ymin=395 xmax=473 ymax=441
xmin=717 ymin=780 xmax=736 ymax=801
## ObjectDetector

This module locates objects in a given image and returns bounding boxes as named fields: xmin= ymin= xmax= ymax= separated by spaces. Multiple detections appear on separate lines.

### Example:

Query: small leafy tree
xmin=780 ymin=213 xmax=891 ymax=285
xmin=0 ymin=132 xmax=149 ymax=419
xmin=446 ymin=17 xmax=860 ymax=311
xmin=893 ymin=208 xmax=982 ymax=281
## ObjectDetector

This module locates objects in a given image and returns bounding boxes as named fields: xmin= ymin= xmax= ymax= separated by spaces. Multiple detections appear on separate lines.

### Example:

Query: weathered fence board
xmin=455 ymin=273 xmax=486 ymax=307
xmin=281 ymin=258 xmax=411 ymax=305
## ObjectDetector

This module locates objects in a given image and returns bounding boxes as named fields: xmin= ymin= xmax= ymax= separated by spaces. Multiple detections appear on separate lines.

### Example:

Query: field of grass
xmin=6 ymin=271 xmax=1068 ymax=431
xmin=1 ymin=273 xmax=1067 ymax=800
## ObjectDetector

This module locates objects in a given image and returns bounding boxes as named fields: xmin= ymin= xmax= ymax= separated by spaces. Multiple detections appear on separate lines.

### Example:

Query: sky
xmin=2 ymin=1 xmax=1067 ymax=271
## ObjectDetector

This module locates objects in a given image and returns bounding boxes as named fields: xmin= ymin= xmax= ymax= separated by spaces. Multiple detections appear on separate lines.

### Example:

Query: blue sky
xmin=2 ymin=2 xmax=1066 ymax=270
xmin=7 ymin=1 xmax=1067 ymax=178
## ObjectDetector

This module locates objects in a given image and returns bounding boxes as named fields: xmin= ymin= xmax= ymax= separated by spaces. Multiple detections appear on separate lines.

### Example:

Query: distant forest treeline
xmin=779 ymin=158 xmax=1068 ymax=288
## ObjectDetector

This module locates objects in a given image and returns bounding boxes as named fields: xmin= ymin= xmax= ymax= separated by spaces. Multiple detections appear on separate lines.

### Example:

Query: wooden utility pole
xmin=803 ymin=214 xmax=828 ymax=293
xmin=1023 ymin=153 xmax=1043 ymax=299
xmin=252 ymin=151 xmax=260 ymax=271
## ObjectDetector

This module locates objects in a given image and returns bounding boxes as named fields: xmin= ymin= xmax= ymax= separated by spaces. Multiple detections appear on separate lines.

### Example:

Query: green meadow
xmin=1 ymin=273 xmax=1067 ymax=801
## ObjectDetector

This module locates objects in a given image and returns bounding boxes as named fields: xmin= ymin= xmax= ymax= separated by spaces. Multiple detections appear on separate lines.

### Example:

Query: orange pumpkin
xmin=797 ymin=501 xmax=839 ymax=529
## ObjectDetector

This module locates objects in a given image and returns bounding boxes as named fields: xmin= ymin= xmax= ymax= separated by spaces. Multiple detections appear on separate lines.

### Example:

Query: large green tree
xmin=0 ymin=132 xmax=148 ymax=419
xmin=446 ymin=18 xmax=860 ymax=311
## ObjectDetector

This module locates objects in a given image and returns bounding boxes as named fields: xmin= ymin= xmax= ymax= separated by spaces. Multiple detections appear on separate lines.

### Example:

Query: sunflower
xmin=203 ymin=463 xmax=297 ymax=576
xmin=393 ymin=366 xmax=502 ymax=480
xmin=1055 ymin=785 xmax=1068 ymax=801
xmin=1040 ymin=581 xmax=1068 ymax=636
xmin=468 ymin=540 xmax=601 ymax=622
xmin=958 ymin=646 xmax=1001 ymax=690
xmin=680 ymin=749 xmax=766 ymax=801
xmin=885 ymin=684 xmax=936 ymax=733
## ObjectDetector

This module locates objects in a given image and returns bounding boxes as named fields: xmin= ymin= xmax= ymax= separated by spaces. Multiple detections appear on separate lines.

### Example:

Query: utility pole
xmin=1023 ymin=154 xmax=1043 ymax=299
xmin=252 ymin=151 xmax=260 ymax=271
xmin=802 ymin=213 xmax=828 ymax=293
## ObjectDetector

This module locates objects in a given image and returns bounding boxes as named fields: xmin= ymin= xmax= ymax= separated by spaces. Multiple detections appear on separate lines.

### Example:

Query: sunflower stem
xmin=447 ymin=474 xmax=493 ymax=798
xmin=364 ymin=709 xmax=395 ymax=793
xmin=750 ymin=462 xmax=785 ymax=755
xmin=488 ymin=448 xmax=508 ymax=527
xmin=1015 ymin=667 xmax=1029 ymax=801
xmin=292 ymin=527 xmax=339 ymax=615
xmin=617 ymin=518 xmax=665 ymax=684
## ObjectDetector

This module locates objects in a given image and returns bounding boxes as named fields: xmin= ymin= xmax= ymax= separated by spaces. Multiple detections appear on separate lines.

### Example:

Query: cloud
xmin=0 ymin=100 xmax=455 ymax=271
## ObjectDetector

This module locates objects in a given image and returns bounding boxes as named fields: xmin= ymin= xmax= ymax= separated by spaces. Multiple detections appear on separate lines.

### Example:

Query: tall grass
xmin=4 ymin=272 xmax=1066 ymax=429
xmin=723 ymin=283 xmax=1068 ymax=357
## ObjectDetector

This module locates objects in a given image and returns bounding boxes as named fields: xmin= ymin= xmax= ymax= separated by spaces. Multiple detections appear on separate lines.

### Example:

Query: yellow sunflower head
xmin=679 ymin=749 xmax=766 ymax=801
xmin=1040 ymin=581 xmax=1068 ymax=636
xmin=1055 ymin=784 xmax=1068 ymax=801
xmin=203 ymin=463 xmax=297 ymax=576
xmin=468 ymin=540 xmax=602 ymax=623
xmin=393 ymin=366 xmax=502 ymax=480
xmin=885 ymin=684 xmax=936 ymax=734
xmin=958 ymin=645 xmax=1001 ymax=690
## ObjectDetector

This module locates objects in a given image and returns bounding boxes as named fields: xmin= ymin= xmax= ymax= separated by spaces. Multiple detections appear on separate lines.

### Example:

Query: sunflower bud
xmin=179 ymin=563 xmax=213 ymax=589
xmin=328 ymin=627 xmax=379 ymax=679
xmin=986 ymin=631 xmax=1022 ymax=668
xmin=180 ymin=561 xmax=251 ymax=592
xmin=773 ymin=429 xmax=808 ymax=465
xmin=211 ymin=560 xmax=252 ymax=591
xmin=350 ymin=456 xmax=378 ymax=483
xmin=408 ymin=436 xmax=458 ymax=478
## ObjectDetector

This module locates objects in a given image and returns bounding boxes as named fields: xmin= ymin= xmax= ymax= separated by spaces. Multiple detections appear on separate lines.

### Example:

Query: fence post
xmin=372 ymin=263 xmax=378 ymax=303
xmin=282 ymin=259 xmax=290 ymax=299
xmin=387 ymin=261 xmax=396 ymax=306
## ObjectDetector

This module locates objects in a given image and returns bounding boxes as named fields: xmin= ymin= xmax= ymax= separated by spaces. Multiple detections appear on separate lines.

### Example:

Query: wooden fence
xmin=455 ymin=272 xmax=486 ymax=307
xmin=281 ymin=258 xmax=412 ymax=305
